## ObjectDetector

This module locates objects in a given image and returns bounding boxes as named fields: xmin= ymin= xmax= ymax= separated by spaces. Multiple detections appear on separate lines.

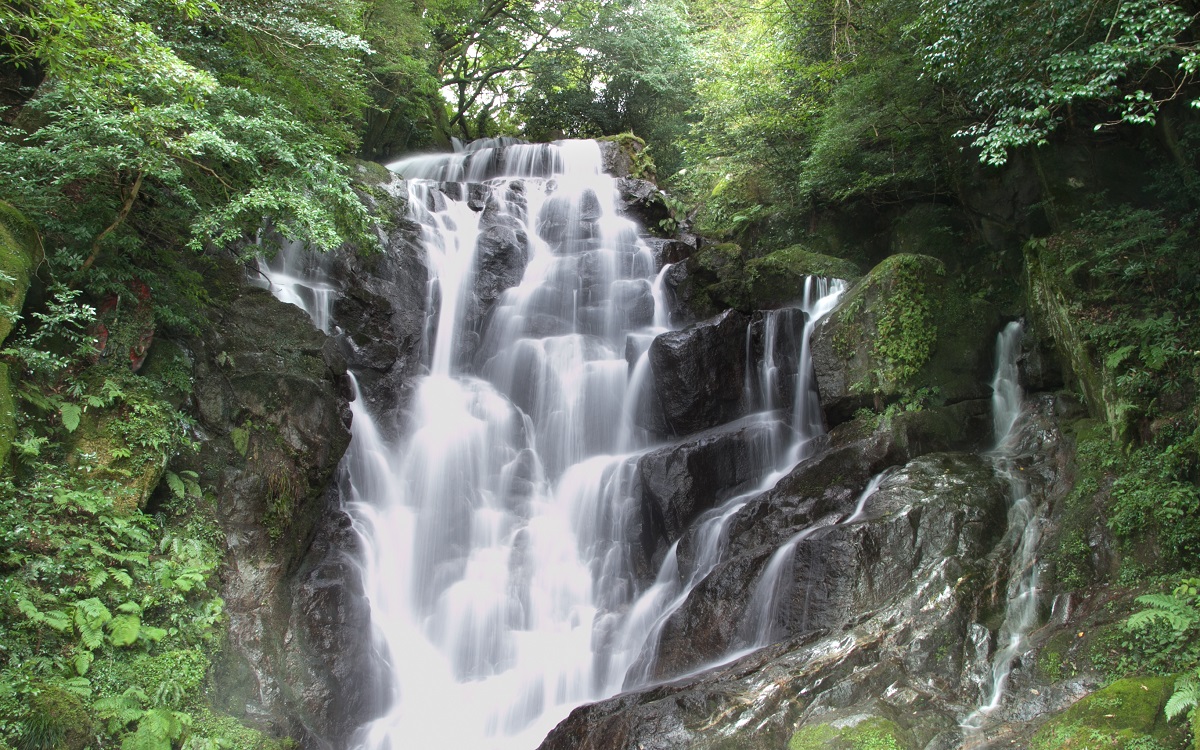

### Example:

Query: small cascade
xmin=606 ymin=280 xmax=845 ymax=687
xmin=254 ymin=239 xmax=338 ymax=334
xmin=963 ymin=320 xmax=1044 ymax=732
xmin=738 ymin=469 xmax=892 ymax=647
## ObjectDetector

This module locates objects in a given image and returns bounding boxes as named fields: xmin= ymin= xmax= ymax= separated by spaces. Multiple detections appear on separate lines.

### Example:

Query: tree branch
xmin=79 ymin=170 xmax=144 ymax=275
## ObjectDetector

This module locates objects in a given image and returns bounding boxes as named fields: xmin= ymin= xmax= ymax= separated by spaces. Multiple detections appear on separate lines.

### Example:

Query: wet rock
xmin=616 ymin=177 xmax=670 ymax=231
xmin=329 ymin=186 xmax=427 ymax=428
xmin=635 ymin=418 xmax=790 ymax=572
xmin=609 ymin=279 xmax=655 ymax=330
xmin=474 ymin=224 xmax=530 ymax=305
xmin=644 ymin=236 xmax=695 ymax=267
xmin=541 ymin=395 xmax=1079 ymax=750
xmin=651 ymin=453 xmax=1009 ymax=679
xmin=181 ymin=264 xmax=357 ymax=746
xmin=640 ymin=310 xmax=749 ymax=437
xmin=467 ymin=183 xmax=488 ymax=212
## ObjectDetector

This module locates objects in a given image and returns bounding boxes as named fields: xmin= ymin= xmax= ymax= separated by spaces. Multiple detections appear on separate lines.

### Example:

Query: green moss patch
xmin=0 ymin=201 xmax=40 ymax=348
xmin=789 ymin=716 xmax=914 ymax=750
xmin=746 ymin=245 xmax=862 ymax=306
xmin=1031 ymin=677 xmax=1188 ymax=749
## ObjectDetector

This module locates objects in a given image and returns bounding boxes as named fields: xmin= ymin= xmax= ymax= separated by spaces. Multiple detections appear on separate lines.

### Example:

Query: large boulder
xmin=615 ymin=177 xmax=671 ymax=233
xmin=539 ymin=394 xmax=1081 ymax=750
xmin=640 ymin=310 xmax=749 ymax=437
xmin=649 ymin=453 xmax=1008 ymax=680
xmin=598 ymin=134 xmax=656 ymax=181
xmin=810 ymin=253 xmax=1001 ymax=425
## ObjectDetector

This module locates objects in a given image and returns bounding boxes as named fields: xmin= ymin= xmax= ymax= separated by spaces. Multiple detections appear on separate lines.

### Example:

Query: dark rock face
xmin=640 ymin=310 xmax=749 ymax=437
xmin=330 ymin=178 xmax=428 ymax=429
xmin=540 ymin=394 xmax=1078 ymax=750
xmin=634 ymin=418 xmax=790 ymax=574
xmin=616 ymin=177 xmax=670 ymax=231
xmin=474 ymin=223 xmax=529 ymax=307
xmin=180 ymin=270 xmax=365 ymax=746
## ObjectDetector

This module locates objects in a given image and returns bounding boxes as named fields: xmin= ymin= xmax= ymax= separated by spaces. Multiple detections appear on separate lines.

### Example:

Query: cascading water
xmin=737 ymin=467 xmax=892 ymax=648
xmin=963 ymin=320 xmax=1044 ymax=732
xmin=261 ymin=138 xmax=846 ymax=748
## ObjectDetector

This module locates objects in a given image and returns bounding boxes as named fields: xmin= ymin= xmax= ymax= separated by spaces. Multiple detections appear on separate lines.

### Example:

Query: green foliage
xmin=1031 ymin=676 xmax=1185 ymax=749
xmin=872 ymin=257 xmax=938 ymax=388
xmin=918 ymin=0 xmax=1200 ymax=165
xmin=1124 ymin=580 xmax=1200 ymax=747
xmin=1035 ymin=205 xmax=1200 ymax=564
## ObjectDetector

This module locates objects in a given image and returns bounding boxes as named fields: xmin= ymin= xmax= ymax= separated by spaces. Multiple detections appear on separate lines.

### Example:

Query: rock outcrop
xmin=175 ymin=258 xmax=367 ymax=747
xmin=541 ymin=394 xmax=1079 ymax=750
xmin=639 ymin=309 xmax=750 ymax=437
xmin=810 ymin=254 xmax=1001 ymax=425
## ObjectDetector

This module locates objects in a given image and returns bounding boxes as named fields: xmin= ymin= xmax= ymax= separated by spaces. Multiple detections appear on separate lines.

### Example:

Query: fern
xmin=74 ymin=597 xmax=113 ymax=649
xmin=1165 ymin=672 xmax=1198 ymax=720
xmin=1127 ymin=593 xmax=1200 ymax=632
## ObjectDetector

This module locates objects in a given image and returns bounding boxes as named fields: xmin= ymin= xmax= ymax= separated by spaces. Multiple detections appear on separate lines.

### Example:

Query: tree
xmin=917 ymin=0 xmax=1200 ymax=164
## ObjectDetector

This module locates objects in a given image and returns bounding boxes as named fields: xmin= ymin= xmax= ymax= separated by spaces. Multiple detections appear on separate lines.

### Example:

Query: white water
xmin=963 ymin=320 xmax=1043 ymax=731
xmin=263 ymin=139 xmax=846 ymax=748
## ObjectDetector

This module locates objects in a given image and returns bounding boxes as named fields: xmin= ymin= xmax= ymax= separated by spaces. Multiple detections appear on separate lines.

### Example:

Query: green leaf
xmin=1164 ymin=675 xmax=1198 ymax=720
xmin=108 ymin=614 xmax=142 ymax=647
xmin=60 ymin=402 xmax=82 ymax=432
xmin=75 ymin=650 xmax=95 ymax=676
xmin=165 ymin=471 xmax=186 ymax=499
xmin=89 ymin=569 xmax=110 ymax=590
xmin=60 ymin=677 xmax=93 ymax=698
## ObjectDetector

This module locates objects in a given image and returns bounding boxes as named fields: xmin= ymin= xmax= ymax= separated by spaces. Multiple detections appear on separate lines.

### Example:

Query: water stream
xmin=260 ymin=139 xmax=845 ymax=749
xmin=963 ymin=320 xmax=1044 ymax=733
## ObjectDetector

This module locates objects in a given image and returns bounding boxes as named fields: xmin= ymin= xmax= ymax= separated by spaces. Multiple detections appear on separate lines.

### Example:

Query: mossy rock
xmin=0 ymin=200 xmax=41 ymax=347
xmin=0 ymin=202 xmax=40 ymax=471
xmin=599 ymin=133 xmax=657 ymax=181
xmin=0 ymin=362 xmax=14 ymax=472
xmin=65 ymin=373 xmax=175 ymax=513
xmin=789 ymin=716 xmax=915 ymax=750
xmin=17 ymin=683 xmax=96 ymax=750
xmin=1030 ymin=676 xmax=1189 ymax=749
xmin=890 ymin=204 xmax=969 ymax=267
xmin=344 ymin=156 xmax=394 ymax=186
xmin=1025 ymin=235 xmax=1125 ymax=440
xmin=811 ymin=254 xmax=1001 ymax=425
xmin=746 ymin=245 xmax=862 ymax=307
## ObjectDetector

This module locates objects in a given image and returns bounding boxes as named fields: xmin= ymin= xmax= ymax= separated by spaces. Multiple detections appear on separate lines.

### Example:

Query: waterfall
xmin=261 ymin=138 xmax=846 ymax=748
xmin=963 ymin=320 xmax=1043 ymax=732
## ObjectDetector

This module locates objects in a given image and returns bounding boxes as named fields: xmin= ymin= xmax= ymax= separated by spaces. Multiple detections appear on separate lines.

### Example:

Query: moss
xmin=789 ymin=717 xmax=913 ymax=750
xmin=1024 ymin=235 xmax=1128 ymax=440
xmin=344 ymin=156 xmax=394 ymax=186
xmin=746 ymin=245 xmax=862 ymax=307
xmin=0 ymin=201 xmax=41 ymax=347
xmin=65 ymin=369 xmax=183 ymax=513
xmin=1031 ymin=676 xmax=1189 ymax=749
xmin=599 ymin=132 xmax=657 ymax=181
xmin=17 ymin=684 xmax=96 ymax=750
xmin=0 ymin=363 xmax=13 ymax=473
xmin=830 ymin=254 xmax=943 ymax=395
